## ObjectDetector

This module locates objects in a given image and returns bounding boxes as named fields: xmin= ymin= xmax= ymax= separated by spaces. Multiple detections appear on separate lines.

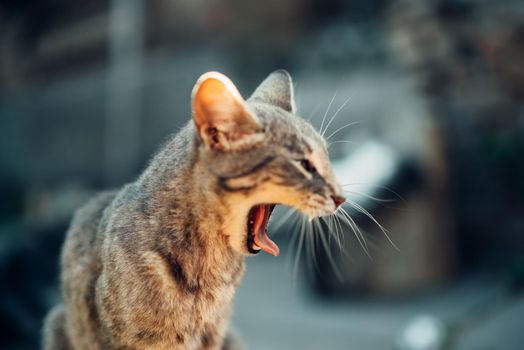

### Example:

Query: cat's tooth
xmin=252 ymin=244 xmax=261 ymax=250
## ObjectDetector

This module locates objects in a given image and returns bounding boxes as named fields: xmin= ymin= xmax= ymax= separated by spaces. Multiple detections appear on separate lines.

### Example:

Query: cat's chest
xmin=151 ymin=250 xmax=244 ymax=317
xmin=162 ymin=264 xmax=243 ymax=348
xmin=191 ymin=261 xmax=245 ymax=317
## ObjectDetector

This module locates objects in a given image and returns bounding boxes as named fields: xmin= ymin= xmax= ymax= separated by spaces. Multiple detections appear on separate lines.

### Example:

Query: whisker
xmin=340 ymin=208 xmax=369 ymax=249
xmin=332 ymin=212 xmax=347 ymax=248
xmin=325 ymin=121 xmax=363 ymax=141
xmin=287 ymin=215 xmax=307 ymax=288
xmin=269 ymin=207 xmax=297 ymax=236
xmin=324 ymin=215 xmax=333 ymax=246
xmin=305 ymin=219 xmax=321 ymax=275
xmin=336 ymin=207 xmax=371 ymax=258
xmin=292 ymin=214 xmax=307 ymax=287
xmin=327 ymin=140 xmax=357 ymax=148
xmin=344 ymin=199 xmax=400 ymax=251
xmin=286 ymin=211 xmax=303 ymax=258
xmin=343 ymin=189 xmax=396 ymax=203
xmin=322 ymin=94 xmax=354 ymax=137
xmin=342 ymin=183 xmax=406 ymax=203
xmin=337 ymin=207 xmax=367 ymax=250
xmin=320 ymin=214 xmax=346 ymax=255
xmin=319 ymin=91 xmax=338 ymax=135
xmin=312 ymin=218 xmax=343 ymax=281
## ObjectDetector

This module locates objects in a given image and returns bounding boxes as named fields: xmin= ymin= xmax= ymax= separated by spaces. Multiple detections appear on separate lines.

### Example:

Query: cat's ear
xmin=192 ymin=72 xmax=264 ymax=151
xmin=249 ymin=69 xmax=296 ymax=113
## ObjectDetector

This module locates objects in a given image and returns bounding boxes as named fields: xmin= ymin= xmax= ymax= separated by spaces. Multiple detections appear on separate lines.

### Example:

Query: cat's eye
xmin=299 ymin=159 xmax=317 ymax=174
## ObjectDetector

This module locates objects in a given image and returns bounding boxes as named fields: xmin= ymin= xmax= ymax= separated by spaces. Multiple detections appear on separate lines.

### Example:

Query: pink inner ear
xmin=196 ymin=79 xmax=230 ymax=111
xmin=191 ymin=72 xmax=263 ymax=148
xmin=193 ymin=75 xmax=243 ymax=131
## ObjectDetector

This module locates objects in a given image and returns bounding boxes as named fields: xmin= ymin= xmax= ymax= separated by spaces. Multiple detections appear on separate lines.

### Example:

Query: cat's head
xmin=191 ymin=70 xmax=345 ymax=256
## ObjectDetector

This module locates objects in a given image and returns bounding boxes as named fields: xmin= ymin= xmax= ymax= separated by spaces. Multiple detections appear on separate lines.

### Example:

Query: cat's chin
xmin=246 ymin=204 xmax=279 ymax=256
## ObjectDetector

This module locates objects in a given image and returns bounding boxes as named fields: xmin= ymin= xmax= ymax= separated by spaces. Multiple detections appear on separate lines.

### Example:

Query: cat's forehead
xmin=249 ymin=101 xmax=325 ymax=149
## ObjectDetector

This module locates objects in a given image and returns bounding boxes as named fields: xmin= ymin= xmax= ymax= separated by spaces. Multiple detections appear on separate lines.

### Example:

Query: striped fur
xmin=42 ymin=70 xmax=344 ymax=349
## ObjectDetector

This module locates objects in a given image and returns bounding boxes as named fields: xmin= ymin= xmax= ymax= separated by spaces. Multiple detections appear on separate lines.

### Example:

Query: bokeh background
xmin=1 ymin=0 xmax=524 ymax=349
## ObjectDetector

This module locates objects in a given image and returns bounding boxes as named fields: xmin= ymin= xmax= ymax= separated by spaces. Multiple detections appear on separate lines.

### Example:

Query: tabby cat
xmin=42 ymin=70 xmax=345 ymax=350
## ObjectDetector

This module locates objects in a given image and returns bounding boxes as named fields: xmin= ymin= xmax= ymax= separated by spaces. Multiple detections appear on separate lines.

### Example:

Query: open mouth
xmin=246 ymin=204 xmax=279 ymax=256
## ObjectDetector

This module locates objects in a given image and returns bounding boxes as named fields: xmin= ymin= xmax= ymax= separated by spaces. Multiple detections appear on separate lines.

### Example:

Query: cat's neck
xmin=136 ymin=125 xmax=244 ymax=280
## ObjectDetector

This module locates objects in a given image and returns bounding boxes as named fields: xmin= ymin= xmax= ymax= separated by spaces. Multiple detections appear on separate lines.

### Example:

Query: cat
xmin=42 ymin=70 xmax=345 ymax=350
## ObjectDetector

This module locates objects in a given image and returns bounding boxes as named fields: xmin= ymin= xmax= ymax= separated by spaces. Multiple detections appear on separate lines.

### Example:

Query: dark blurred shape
xmin=387 ymin=0 xmax=524 ymax=270
xmin=0 ymin=222 xmax=66 ymax=349
xmin=0 ymin=179 xmax=24 ymax=225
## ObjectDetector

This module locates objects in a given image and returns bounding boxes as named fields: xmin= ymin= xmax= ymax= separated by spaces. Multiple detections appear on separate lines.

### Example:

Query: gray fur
xmin=42 ymin=70 xmax=344 ymax=350
xmin=249 ymin=69 xmax=296 ymax=113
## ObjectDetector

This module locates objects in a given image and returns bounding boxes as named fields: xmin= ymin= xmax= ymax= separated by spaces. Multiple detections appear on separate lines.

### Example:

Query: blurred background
xmin=1 ymin=0 xmax=524 ymax=349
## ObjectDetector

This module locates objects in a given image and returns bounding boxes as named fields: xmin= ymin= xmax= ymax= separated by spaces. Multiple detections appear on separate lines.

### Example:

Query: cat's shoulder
xmin=67 ymin=190 xmax=119 ymax=237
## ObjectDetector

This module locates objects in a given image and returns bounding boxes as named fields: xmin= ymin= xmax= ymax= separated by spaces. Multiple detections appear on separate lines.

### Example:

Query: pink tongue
xmin=252 ymin=205 xmax=280 ymax=257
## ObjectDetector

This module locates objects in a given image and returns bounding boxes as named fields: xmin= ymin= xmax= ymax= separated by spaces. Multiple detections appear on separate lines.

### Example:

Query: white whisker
xmin=313 ymin=218 xmax=343 ymax=281
xmin=322 ymin=94 xmax=354 ymax=137
xmin=321 ymin=214 xmax=346 ymax=255
xmin=337 ymin=207 xmax=371 ymax=257
xmin=305 ymin=219 xmax=320 ymax=274
xmin=319 ymin=91 xmax=338 ymax=135
xmin=344 ymin=199 xmax=400 ymax=251
xmin=292 ymin=214 xmax=307 ymax=287
xmin=327 ymin=140 xmax=357 ymax=148
xmin=332 ymin=212 xmax=347 ymax=248
xmin=325 ymin=121 xmax=362 ymax=141
xmin=343 ymin=189 xmax=396 ymax=203
xmin=269 ymin=207 xmax=297 ymax=236
xmin=342 ymin=183 xmax=406 ymax=203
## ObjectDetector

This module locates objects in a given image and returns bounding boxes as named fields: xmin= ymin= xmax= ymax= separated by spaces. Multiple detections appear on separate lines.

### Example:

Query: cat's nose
xmin=331 ymin=195 xmax=346 ymax=208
